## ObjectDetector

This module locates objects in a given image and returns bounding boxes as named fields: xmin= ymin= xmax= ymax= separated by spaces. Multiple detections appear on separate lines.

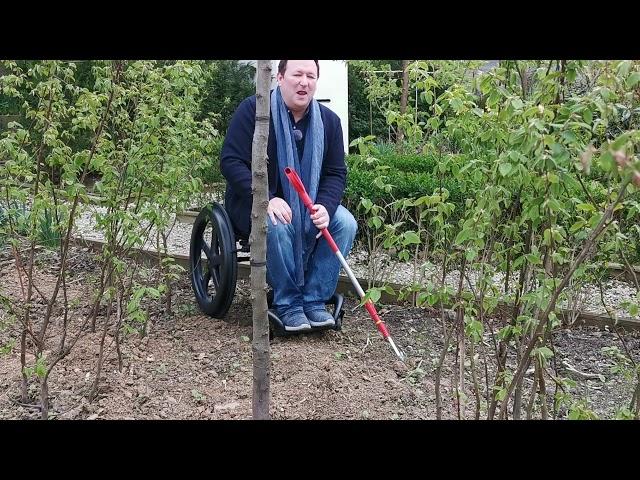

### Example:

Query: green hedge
xmin=373 ymin=153 xmax=438 ymax=174
xmin=344 ymin=153 xmax=467 ymax=216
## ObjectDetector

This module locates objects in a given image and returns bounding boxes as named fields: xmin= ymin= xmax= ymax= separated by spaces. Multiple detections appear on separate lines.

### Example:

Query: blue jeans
xmin=266 ymin=205 xmax=357 ymax=317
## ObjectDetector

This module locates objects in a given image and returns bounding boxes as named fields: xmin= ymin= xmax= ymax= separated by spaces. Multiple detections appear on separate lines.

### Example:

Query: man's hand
xmin=311 ymin=204 xmax=329 ymax=238
xmin=268 ymin=197 xmax=292 ymax=225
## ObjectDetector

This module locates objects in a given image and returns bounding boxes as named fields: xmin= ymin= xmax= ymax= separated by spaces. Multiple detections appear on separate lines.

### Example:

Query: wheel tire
xmin=189 ymin=202 xmax=237 ymax=318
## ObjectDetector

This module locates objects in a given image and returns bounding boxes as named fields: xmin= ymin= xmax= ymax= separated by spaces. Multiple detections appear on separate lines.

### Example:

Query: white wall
xmin=241 ymin=60 xmax=349 ymax=153
xmin=311 ymin=60 xmax=349 ymax=154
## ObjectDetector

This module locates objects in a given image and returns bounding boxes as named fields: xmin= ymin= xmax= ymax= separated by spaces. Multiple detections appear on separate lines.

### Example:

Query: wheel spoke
xmin=202 ymin=269 xmax=211 ymax=292
xmin=202 ymin=239 xmax=212 ymax=260
xmin=211 ymin=229 xmax=219 ymax=256
xmin=211 ymin=265 xmax=221 ymax=288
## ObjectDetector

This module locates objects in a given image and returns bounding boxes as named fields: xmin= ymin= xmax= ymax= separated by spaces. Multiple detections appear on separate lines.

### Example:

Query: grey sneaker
xmin=280 ymin=310 xmax=312 ymax=332
xmin=304 ymin=309 xmax=335 ymax=327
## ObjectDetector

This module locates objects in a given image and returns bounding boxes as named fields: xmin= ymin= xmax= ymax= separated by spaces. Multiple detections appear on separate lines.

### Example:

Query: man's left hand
xmin=310 ymin=204 xmax=329 ymax=237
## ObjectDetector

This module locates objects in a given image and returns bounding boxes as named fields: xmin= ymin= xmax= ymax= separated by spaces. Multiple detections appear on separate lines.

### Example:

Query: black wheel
xmin=189 ymin=202 xmax=237 ymax=318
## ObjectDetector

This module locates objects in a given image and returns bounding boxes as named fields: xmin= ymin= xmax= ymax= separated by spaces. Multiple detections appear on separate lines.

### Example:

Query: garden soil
xmin=0 ymin=246 xmax=637 ymax=420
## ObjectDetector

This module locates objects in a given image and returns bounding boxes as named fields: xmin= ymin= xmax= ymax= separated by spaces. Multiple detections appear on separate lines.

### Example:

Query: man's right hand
xmin=268 ymin=197 xmax=293 ymax=225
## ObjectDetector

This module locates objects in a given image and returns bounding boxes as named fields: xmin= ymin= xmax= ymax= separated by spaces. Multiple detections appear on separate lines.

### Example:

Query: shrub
xmin=194 ymin=136 xmax=225 ymax=185
xmin=345 ymin=153 xmax=467 ymax=217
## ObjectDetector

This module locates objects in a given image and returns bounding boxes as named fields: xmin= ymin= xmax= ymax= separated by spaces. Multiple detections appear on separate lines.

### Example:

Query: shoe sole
xmin=283 ymin=323 xmax=312 ymax=332
xmin=308 ymin=319 xmax=335 ymax=327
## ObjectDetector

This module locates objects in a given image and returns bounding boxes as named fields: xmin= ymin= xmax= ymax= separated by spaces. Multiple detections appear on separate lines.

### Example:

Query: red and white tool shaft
xmin=284 ymin=167 xmax=404 ymax=361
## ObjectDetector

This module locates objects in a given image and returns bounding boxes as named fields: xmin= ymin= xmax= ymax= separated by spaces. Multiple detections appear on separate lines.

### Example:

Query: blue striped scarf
xmin=270 ymin=86 xmax=324 ymax=287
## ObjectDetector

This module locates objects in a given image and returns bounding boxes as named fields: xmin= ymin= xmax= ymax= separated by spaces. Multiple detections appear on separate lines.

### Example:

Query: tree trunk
xmin=397 ymin=60 xmax=410 ymax=146
xmin=251 ymin=60 xmax=272 ymax=420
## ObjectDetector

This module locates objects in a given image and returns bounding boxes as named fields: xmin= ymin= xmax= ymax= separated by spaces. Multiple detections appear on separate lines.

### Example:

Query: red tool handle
xmin=284 ymin=166 xmax=404 ymax=361
xmin=284 ymin=167 xmax=339 ymax=253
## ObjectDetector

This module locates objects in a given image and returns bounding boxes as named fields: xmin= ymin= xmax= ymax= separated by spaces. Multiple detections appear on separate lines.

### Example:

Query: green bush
xmin=347 ymin=61 xmax=403 ymax=141
xmin=0 ymin=201 xmax=31 ymax=248
xmin=38 ymin=208 xmax=60 ymax=249
xmin=194 ymin=136 xmax=225 ymax=185
xmin=377 ymin=154 xmax=437 ymax=174
xmin=198 ymin=60 xmax=256 ymax=133
xmin=345 ymin=153 xmax=466 ymax=213
xmin=346 ymin=151 xmax=439 ymax=175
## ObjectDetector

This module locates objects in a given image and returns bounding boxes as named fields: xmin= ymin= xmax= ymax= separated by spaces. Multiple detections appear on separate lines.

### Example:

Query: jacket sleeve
xmin=315 ymin=115 xmax=347 ymax=219
xmin=220 ymin=97 xmax=255 ymax=196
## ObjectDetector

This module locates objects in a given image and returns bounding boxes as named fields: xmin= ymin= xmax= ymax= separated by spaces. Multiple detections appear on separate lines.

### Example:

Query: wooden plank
xmin=605 ymin=262 xmax=640 ymax=284
xmin=175 ymin=210 xmax=200 ymax=224
xmin=72 ymin=236 xmax=191 ymax=270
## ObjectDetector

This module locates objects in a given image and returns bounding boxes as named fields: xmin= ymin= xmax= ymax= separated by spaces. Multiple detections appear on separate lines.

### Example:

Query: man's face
xmin=277 ymin=60 xmax=318 ymax=115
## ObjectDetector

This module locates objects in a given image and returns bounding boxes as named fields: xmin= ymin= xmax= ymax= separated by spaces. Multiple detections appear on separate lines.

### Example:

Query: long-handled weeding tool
xmin=284 ymin=167 xmax=405 ymax=361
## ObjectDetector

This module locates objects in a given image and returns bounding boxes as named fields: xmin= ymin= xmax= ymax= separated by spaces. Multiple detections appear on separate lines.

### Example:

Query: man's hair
xmin=277 ymin=60 xmax=320 ymax=78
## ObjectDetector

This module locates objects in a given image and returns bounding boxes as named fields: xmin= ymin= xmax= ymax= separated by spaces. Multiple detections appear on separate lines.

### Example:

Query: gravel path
xmin=73 ymin=203 xmax=639 ymax=321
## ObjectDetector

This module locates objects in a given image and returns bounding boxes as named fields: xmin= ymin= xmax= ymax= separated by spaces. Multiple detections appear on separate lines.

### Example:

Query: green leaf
xmin=487 ymin=91 xmax=501 ymax=107
xmin=465 ymin=248 xmax=478 ymax=261
xmin=499 ymin=162 xmax=513 ymax=177
xmin=382 ymin=285 xmax=396 ymax=296
xmin=625 ymin=72 xmax=640 ymax=89
xmin=599 ymin=151 xmax=614 ymax=172
xmin=611 ymin=132 xmax=632 ymax=151
xmin=561 ymin=130 xmax=578 ymax=144
xmin=147 ymin=287 xmax=160 ymax=299
xmin=360 ymin=198 xmax=373 ymax=211
xmin=588 ymin=212 xmax=603 ymax=228
xmin=455 ymin=228 xmax=472 ymax=244
xmin=402 ymin=231 xmax=421 ymax=246
xmin=35 ymin=361 xmax=47 ymax=378
xmin=365 ymin=288 xmax=381 ymax=304
xmin=450 ymin=98 xmax=463 ymax=113
xmin=577 ymin=203 xmax=596 ymax=213
xmin=582 ymin=109 xmax=593 ymax=125
xmin=546 ymin=198 xmax=562 ymax=214
xmin=480 ymin=130 xmax=493 ymax=142
xmin=533 ymin=346 xmax=554 ymax=360
xmin=523 ymin=205 xmax=537 ymax=222
xmin=525 ymin=252 xmax=542 ymax=265
xmin=569 ymin=220 xmax=586 ymax=233
xmin=617 ymin=61 xmax=632 ymax=77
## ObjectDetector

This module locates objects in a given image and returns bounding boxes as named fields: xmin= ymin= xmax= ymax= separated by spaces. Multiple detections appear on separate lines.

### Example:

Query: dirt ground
xmin=0 ymin=246 xmax=637 ymax=420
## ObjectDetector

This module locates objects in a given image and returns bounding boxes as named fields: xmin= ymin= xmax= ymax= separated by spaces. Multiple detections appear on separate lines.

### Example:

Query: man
xmin=220 ymin=60 xmax=357 ymax=332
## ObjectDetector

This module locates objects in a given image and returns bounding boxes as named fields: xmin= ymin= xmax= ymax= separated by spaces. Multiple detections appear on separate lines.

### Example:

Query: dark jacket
xmin=220 ymin=95 xmax=347 ymax=239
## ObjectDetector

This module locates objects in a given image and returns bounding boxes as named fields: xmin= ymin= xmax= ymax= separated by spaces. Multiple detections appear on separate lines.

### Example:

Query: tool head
xmin=387 ymin=336 xmax=405 ymax=362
